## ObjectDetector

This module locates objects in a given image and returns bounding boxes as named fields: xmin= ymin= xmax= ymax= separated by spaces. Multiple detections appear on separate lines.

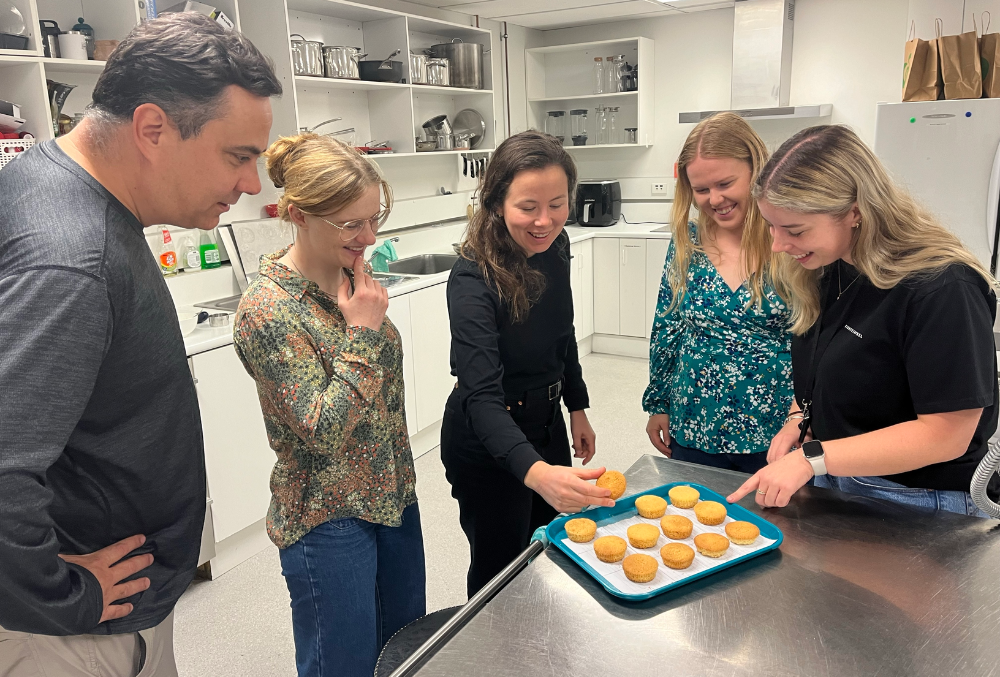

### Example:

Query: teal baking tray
xmin=545 ymin=482 xmax=784 ymax=602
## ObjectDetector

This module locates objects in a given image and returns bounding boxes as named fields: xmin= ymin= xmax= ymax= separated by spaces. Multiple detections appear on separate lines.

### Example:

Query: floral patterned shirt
xmin=642 ymin=227 xmax=794 ymax=455
xmin=233 ymin=247 xmax=416 ymax=549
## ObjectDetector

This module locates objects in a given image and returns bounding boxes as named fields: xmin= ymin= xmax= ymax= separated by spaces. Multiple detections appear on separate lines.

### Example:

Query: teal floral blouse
xmin=642 ymin=226 xmax=794 ymax=455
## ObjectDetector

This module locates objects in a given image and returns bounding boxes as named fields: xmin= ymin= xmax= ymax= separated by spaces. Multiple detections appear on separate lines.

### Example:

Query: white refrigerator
xmin=874 ymin=99 xmax=1000 ymax=275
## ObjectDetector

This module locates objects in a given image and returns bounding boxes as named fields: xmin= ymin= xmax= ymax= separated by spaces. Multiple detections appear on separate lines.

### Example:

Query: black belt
xmin=505 ymin=379 xmax=562 ymax=409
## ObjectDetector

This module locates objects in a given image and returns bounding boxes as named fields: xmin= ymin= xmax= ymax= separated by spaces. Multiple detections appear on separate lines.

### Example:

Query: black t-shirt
xmin=791 ymin=259 xmax=998 ymax=496
xmin=447 ymin=230 xmax=588 ymax=481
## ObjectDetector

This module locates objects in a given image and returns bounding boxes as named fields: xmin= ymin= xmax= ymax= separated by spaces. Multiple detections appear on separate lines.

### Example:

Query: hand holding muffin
xmin=524 ymin=462 xmax=616 ymax=512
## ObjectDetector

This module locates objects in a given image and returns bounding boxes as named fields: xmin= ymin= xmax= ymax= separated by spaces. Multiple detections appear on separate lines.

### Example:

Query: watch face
xmin=803 ymin=440 xmax=823 ymax=459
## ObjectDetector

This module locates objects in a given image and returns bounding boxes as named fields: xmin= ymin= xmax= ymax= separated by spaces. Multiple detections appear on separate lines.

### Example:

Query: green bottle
xmin=199 ymin=229 xmax=221 ymax=269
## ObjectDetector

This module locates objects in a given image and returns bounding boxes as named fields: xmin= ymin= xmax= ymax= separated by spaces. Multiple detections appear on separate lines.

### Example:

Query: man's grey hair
xmin=88 ymin=12 xmax=282 ymax=140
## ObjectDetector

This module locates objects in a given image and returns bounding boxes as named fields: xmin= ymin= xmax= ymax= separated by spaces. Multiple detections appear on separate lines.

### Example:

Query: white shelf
xmin=411 ymin=83 xmax=492 ymax=95
xmin=529 ymin=91 xmax=637 ymax=103
xmin=294 ymin=75 xmax=410 ymax=92
xmin=39 ymin=58 xmax=107 ymax=74
xmin=371 ymin=148 xmax=494 ymax=159
xmin=525 ymin=38 xmax=647 ymax=56
xmin=565 ymin=143 xmax=648 ymax=150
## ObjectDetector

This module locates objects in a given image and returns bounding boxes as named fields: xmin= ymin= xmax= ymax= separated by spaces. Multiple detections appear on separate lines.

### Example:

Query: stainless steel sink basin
xmin=387 ymin=253 xmax=460 ymax=275
xmin=371 ymin=272 xmax=420 ymax=289
xmin=195 ymin=294 xmax=242 ymax=312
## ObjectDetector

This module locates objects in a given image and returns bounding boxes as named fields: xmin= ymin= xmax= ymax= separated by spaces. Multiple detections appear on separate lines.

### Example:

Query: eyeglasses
xmin=311 ymin=207 xmax=390 ymax=241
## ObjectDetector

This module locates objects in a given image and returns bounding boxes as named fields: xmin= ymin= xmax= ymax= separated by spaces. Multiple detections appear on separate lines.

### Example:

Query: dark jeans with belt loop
xmin=441 ymin=383 xmax=571 ymax=598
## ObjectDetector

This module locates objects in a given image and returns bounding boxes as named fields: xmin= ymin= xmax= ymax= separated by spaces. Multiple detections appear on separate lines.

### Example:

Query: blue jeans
xmin=669 ymin=438 xmax=768 ymax=474
xmin=813 ymin=474 xmax=989 ymax=518
xmin=278 ymin=503 xmax=427 ymax=677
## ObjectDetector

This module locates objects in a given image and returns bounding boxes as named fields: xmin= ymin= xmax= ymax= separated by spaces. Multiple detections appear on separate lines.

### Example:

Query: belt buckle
xmin=548 ymin=382 xmax=560 ymax=400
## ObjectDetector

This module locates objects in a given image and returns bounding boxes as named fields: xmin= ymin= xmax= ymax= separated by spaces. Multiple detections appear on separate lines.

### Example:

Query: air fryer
xmin=575 ymin=180 xmax=621 ymax=227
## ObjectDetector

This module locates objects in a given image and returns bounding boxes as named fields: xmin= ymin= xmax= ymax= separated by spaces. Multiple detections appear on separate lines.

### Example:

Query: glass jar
xmin=595 ymin=106 xmax=607 ymax=145
xmin=545 ymin=110 xmax=566 ymax=144
xmin=570 ymin=109 xmax=588 ymax=146
xmin=592 ymin=57 xmax=604 ymax=94
xmin=607 ymin=107 xmax=619 ymax=145
xmin=624 ymin=127 xmax=638 ymax=144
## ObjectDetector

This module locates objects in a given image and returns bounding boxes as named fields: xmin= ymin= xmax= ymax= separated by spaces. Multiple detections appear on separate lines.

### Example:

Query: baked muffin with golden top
xmin=596 ymin=470 xmax=627 ymax=500
xmin=623 ymin=553 xmax=659 ymax=583
xmin=725 ymin=520 xmax=760 ymax=545
xmin=694 ymin=500 xmax=727 ymax=526
xmin=668 ymin=485 xmax=700 ymax=509
xmin=594 ymin=535 xmax=627 ymax=563
xmin=660 ymin=542 xmax=695 ymax=570
xmin=660 ymin=514 xmax=694 ymax=540
xmin=565 ymin=518 xmax=597 ymax=543
xmin=694 ymin=533 xmax=730 ymax=558
xmin=635 ymin=494 xmax=668 ymax=519
xmin=627 ymin=523 xmax=660 ymax=549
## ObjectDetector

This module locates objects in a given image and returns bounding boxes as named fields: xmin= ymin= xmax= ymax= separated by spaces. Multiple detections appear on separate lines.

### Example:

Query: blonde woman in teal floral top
xmin=643 ymin=113 xmax=793 ymax=474
xmin=234 ymin=133 xmax=423 ymax=677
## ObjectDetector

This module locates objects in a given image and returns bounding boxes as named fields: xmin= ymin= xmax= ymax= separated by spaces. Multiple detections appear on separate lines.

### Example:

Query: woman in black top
xmin=443 ymin=131 xmax=615 ymax=596
xmin=728 ymin=125 xmax=998 ymax=515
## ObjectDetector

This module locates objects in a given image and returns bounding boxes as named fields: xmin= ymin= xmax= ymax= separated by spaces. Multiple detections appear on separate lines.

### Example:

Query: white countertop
xmin=180 ymin=222 xmax=671 ymax=358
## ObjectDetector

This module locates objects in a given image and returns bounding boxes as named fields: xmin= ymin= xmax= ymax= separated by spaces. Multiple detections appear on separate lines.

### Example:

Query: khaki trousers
xmin=0 ymin=611 xmax=176 ymax=677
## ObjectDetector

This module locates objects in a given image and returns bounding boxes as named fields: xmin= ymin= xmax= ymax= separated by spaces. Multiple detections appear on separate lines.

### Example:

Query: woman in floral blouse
xmin=234 ymin=133 xmax=423 ymax=677
xmin=643 ymin=112 xmax=793 ymax=473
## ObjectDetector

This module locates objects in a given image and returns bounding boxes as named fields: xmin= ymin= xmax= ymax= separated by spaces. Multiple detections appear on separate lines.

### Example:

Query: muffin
xmin=668 ymin=485 xmax=700 ymax=509
xmin=594 ymin=535 xmax=628 ymax=563
xmin=660 ymin=514 xmax=694 ymax=540
xmin=596 ymin=470 xmax=627 ymax=500
xmin=694 ymin=533 xmax=730 ymax=558
xmin=635 ymin=494 xmax=668 ymax=519
xmin=660 ymin=543 xmax=696 ymax=570
xmin=725 ymin=520 xmax=760 ymax=545
xmin=622 ymin=553 xmax=659 ymax=583
xmin=627 ymin=523 xmax=660 ymax=549
xmin=694 ymin=500 xmax=727 ymax=526
xmin=565 ymin=518 xmax=597 ymax=543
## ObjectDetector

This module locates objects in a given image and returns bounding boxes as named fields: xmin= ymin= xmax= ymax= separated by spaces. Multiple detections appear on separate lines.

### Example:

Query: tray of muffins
xmin=546 ymin=475 xmax=783 ymax=601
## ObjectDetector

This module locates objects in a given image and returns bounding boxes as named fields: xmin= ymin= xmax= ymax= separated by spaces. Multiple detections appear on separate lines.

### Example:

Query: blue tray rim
xmin=545 ymin=481 xmax=784 ymax=601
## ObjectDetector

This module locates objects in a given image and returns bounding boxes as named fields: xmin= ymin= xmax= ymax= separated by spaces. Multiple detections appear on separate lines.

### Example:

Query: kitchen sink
xmin=371 ymin=272 xmax=421 ymax=289
xmin=387 ymin=253 xmax=460 ymax=276
xmin=195 ymin=294 xmax=242 ymax=313
xmin=650 ymin=225 xmax=672 ymax=233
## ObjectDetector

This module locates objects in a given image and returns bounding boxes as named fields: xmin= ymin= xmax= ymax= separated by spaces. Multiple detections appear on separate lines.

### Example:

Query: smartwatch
xmin=801 ymin=439 xmax=828 ymax=476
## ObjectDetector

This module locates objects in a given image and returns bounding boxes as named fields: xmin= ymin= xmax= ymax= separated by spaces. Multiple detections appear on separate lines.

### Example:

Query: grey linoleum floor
xmin=173 ymin=353 xmax=656 ymax=676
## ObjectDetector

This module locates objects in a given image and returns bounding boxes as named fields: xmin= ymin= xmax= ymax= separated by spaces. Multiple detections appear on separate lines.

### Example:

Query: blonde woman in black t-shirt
xmin=728 ymin=125 xmax=998 ymax=516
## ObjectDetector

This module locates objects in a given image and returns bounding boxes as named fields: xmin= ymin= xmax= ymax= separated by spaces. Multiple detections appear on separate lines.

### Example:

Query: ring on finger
xmin=756 ymin=489 xmax=767 ymax=495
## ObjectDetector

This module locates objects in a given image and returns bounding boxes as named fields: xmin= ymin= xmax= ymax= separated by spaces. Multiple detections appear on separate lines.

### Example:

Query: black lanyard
xmin=798 ymin=263 xmax=863 ymax=444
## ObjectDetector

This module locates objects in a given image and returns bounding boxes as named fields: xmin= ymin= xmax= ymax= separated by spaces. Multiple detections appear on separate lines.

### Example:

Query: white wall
xmin=516 ymin=0 xmax=909 ymax=207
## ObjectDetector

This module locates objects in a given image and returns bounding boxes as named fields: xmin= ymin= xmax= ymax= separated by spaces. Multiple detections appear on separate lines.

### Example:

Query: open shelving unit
xmin=525 ymin=37 xmax=654 ymax=149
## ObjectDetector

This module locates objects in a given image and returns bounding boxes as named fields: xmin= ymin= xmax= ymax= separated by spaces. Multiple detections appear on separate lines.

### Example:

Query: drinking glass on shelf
xmin=593 ymin=57 xmax=604 ymax=95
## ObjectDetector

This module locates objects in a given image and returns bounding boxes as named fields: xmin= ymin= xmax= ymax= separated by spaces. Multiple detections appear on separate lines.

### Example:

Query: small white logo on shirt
xmin=844 ymin=325 xmax=863 ymax=339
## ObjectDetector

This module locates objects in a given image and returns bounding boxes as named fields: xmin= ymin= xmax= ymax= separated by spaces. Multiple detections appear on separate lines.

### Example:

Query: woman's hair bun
xmin=266 ymin=134 xmax=314 ymax=189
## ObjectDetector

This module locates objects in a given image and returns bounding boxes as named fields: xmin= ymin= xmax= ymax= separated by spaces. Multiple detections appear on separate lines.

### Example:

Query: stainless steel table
xmin=414 ymin=456 xmax=1000 ymax=677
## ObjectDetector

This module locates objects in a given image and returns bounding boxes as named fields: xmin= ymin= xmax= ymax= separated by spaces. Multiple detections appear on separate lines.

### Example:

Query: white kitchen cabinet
xmin=593 ymin=238 xmax=620 ymax=335
xmin=619 ymin=239 xmax=646 ymax=338
xmin=570 ymin=239 xmax=594 ymax=340
xmin=386 ymin=294 xmax=418 ymax=435
xmin=645 ymin=238 xmax=670 ymax=338
xmin=191 ymin=346 xmax=274 ymax=544
xmin=408 ymin=282 xmax=454 ymax=431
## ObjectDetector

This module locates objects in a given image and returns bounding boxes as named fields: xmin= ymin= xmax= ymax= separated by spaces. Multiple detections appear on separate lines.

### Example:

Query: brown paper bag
xmin=903 ymin=21 xmax=940 ymax=101
xmin=978 ymin=12 xmax=1000 ymax=97
xmin=937 ymin=18 xmax=983 ymax=99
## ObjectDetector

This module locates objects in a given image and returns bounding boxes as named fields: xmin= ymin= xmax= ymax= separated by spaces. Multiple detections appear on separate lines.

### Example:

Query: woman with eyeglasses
xmin=234 ymin=133 xmax=425 ymax=677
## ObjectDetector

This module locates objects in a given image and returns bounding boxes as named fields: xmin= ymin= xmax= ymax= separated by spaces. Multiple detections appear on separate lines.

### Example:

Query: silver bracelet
xmin=784 ymin=412 xmax=805 ymax=423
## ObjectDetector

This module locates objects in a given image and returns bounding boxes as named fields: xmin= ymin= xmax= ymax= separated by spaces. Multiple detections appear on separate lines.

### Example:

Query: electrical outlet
xmin=651 ymin=182 xmax=667 ymax=195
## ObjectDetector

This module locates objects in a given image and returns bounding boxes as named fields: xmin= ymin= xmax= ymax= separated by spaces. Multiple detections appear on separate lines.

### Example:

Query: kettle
xmin=39 ymin=19 xmax=60 ymax=58
xmin=72 ymin=17 xmax=94 ymax=59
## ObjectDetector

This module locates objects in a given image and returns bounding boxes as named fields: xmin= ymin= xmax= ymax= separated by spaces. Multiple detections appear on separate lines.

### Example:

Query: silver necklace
xmin=837 ymin=263 xmax=860 ymax=300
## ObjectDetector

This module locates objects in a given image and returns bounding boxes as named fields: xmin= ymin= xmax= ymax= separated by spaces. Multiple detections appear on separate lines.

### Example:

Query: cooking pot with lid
xmin=290 ymin=34 xmax=324 ymax=76
xmin=429 ymin=39 xmax=485 ymax=89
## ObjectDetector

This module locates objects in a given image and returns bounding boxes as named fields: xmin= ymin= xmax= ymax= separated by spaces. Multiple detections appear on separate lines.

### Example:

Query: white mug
xmin=58 ymin=32 xmax=89 ymax=60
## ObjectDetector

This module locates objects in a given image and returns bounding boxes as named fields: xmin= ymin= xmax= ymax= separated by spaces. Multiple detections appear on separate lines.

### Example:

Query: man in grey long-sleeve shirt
xmin=0 ymin=14 xmax=280 ymax=676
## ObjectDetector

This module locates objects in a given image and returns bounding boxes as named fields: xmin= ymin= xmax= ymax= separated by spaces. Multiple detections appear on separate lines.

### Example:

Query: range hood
xmin=678 ymin=0 xmax=832 ymax=123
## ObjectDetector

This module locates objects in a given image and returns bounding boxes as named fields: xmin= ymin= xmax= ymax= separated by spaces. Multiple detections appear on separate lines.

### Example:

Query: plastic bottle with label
xmin=199 ymin=229 xmax=221 ymax=269
xmin=159 ymin=228 xmax=178 ymax=276
xmin=183 ymin=237 xmax=201 ymax=272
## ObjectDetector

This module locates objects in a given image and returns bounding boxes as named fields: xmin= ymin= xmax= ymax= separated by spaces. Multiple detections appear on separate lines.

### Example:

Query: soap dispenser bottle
xmin=199 ymin=229 xmax=221 ymax=269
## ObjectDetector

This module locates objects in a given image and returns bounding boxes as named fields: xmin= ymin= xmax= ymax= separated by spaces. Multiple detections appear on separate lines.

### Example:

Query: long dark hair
xmin=461 ymin=131 xmax=577 ymax=323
